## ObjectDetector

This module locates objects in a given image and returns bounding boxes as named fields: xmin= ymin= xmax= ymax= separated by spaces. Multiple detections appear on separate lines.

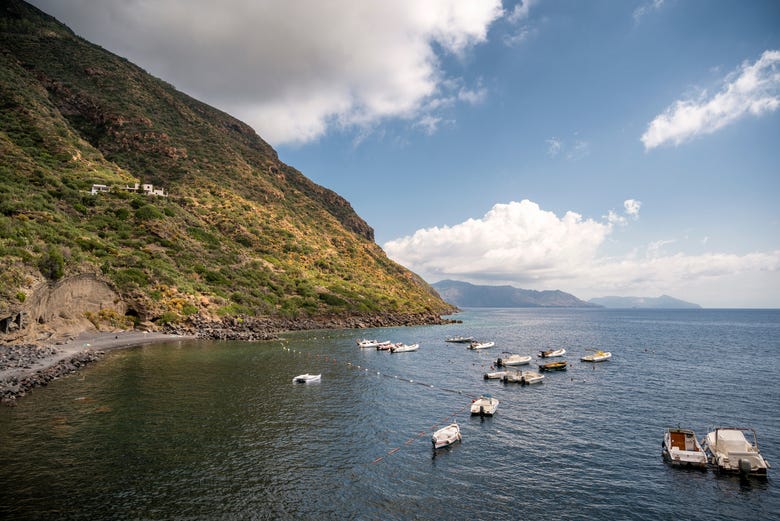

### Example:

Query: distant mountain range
xmin=432 ymin=280 xmax=701 ymax=309
xmin=587 ymin=295 xmax=701 ymax=309
xmin=431 ymin=280 xmax=597 ymax=308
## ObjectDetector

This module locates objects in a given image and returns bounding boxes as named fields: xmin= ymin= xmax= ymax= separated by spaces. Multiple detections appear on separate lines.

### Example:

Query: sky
xmin=28 ymin=0 xmax=780 ymax=308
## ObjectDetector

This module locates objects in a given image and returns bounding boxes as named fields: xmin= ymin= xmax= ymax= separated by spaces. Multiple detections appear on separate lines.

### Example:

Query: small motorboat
xmin=539 ymin=348 xmax=566 ymax=358
xmin=501 ymin=370 xmax=523 ymax=383
xmin=432 ymin=423 xmax=462 ymax=449
xmin=519 ymin=370 xmax=544 ymax=385
xmin=539 ymin=361 xmax=568 ymax=372
xmin=702 ymin=427 xmax=770 ymax=476
xmin=581 ymin=350 xmax=612 ymax=362
xmin=661 ymin=427 xmax=707 ymax=469
xmin=292 ymin=373 xmax=321 ymax=383
xmin=496 ymin=354 xmax=532 ymax=366
xmin=468 ymin=341 xmax=495 ymax=350
xmin=390 ymin=343 xmax=419 ymax=353
xmin=502 ymin=370 xmax=544 ymax=384
xmin=445 ymin=336 xmax=474 ymax=343
xmin=483 ymin=370 xmax=508 ymax=380
xmin=470 ymin=395 xmax=499 ymax=416
xmin=356 ymin=339 xmax=381 ymax=348
xmin=377 ymin=342 xmax=400 ymax=351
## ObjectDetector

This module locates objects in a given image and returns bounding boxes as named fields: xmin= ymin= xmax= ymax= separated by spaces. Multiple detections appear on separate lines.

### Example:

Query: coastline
xmin=0 ymin=330 xmax=195 ymax=406
xmin=0 ymin=311 xmax=459 ymax=406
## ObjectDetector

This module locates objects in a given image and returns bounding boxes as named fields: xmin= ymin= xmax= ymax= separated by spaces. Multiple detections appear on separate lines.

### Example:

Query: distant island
xmin=431 ymin=280 xmax=702 ymax=309
xmin=431 ymin=280 xmax=598 ymax=308
xmin=587 ymin=295 xmax=701 ymax=309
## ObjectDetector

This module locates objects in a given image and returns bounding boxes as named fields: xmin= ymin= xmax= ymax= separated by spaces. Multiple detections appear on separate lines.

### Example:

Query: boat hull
xmin=496 ymin=355 xmax=532 ymax=366
xmin=581 ymin=351 xmax=611 ymax=362
xmin=432 ymin=423 xmax=462 ymax=449
xmin=702 ymin=428 xmax=770 ymax=476
xmin=539 ymin=348 xmax=566 ymax=358
xmin=539 ymin=361 xmax=567 ymax=372
xmin=468 ymin=341 xmax=495 ymax=350
xmin=662 ymin=428 xmax=707 ymax=469
xmin=292 ymin=373 xmax=321 ymax=383
xmin=470 ymin=396 xmax=499 ymax=416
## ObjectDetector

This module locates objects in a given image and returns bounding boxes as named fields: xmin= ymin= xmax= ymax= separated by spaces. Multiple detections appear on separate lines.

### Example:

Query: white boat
xmin=501 ymin=370 xmax=523 ymax=383
xmin=519 ymin=370 xmax=544 ymax=385
xmin=501 ymin=370 xmax=543 ymax=385
xmin=539 ymin=348 xmax=566 ymax=358
xmin=702 ymin=427 xmax=770 ymax=476
xmin=496 ymin=354 xmax=532 ymax=366
xmin=377 ymin=342 xmax=400 ymax=351
xmin=445 ymin=336 xmax=474 ymax=343
xmin=390 ymin=343 xmax=419 ymax=353
xmin=292 ymin=373 xmax=321 ymax=383
xmin=483 ymin=370 xmax=508 ymax=380
xmin=661 ymin=427 xmax=707 ymax=469
xmin=468 ymin=341 xmax=495 ymax=350
xmin=581 ymin=350 xmax=611 ymax=362
xmin=432 ymin=423 xmax=462 ymax=449
xmin=470 ymin=395 xmax=499 ymax=416
xmin=356 ymin=339 xmax=381 ymax=348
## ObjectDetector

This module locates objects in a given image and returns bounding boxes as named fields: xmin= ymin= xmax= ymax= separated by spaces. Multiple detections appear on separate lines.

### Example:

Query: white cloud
xmin=642 ymin=50 xmax=780 ymax=149
xmin=414 ymin=115 xmax=445 ymax=135
xmin=384 ymin=200 xmax=612 ymax=282
xmin=546 ymin=138 xmax=562 ymax=157
xmin=544 ymin=136 xmax=589 ymax=160
xmin=633 ymin=0 xmax=665 ymax=24
xmin=384 ymin=199 xmax=780 ymax=306
xmin=623 ymin=199 xmax=641 ymax=218
xmin=606 ymin=210 xmax=627 ymax=226
xmin=503 ymin=0 xmax=536 ymax=47
xmin=507 ymin=0 xmax=535 ymax=24
xmin=30 ymin=0 xmax=503 ymax=145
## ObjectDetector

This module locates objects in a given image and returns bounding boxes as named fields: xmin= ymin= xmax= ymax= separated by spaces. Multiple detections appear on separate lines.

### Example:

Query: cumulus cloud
xmin=384 ymin=200 xmax=612 ymax=283
xmin=642 ymin=50 xmax=780 ymax=149
xmin=383 ymin=199 xmax=780 ymax=304
xmin=30 ymin=0 xmax=503 ymax=145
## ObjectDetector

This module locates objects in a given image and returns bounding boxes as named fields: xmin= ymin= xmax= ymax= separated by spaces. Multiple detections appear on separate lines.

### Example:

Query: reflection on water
xmin=1 ymin=309 xmax=778 ymax=520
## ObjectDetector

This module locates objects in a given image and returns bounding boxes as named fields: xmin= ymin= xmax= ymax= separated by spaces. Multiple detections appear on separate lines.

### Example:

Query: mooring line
xmin=281 ymin=343 xmax=482 ymax=465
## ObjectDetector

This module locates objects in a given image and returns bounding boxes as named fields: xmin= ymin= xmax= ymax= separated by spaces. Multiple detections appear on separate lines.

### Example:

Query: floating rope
xmin=280 ymin=342 xmax=479 ymax=464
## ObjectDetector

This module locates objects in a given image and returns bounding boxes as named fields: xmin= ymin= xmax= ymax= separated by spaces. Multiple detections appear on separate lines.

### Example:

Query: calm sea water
xmin=1 ymin=308 xmax=778 ymax=520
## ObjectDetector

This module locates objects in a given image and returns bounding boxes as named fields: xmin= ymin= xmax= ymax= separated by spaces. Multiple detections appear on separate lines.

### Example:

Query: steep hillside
xmin=432 ymin=280 xmax=597 ymax=308
xmin=0 ymin=0 xmax=454 ymax=340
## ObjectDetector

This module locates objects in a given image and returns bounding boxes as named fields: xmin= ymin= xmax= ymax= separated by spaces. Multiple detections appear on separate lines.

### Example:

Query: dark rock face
xmin=0 ymin=345 xmax=103 ymax=406
xmin=164 ymin=312 xmax=459 ymax=341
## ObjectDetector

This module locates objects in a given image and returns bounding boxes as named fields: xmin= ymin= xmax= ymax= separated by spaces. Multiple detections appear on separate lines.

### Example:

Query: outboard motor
xmin=738 ymin=458 xmax=752 ymax=475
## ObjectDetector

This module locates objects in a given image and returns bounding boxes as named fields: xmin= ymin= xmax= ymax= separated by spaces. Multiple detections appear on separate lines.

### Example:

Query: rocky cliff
xmin=0 ymin=0 xmax=455 ymax=343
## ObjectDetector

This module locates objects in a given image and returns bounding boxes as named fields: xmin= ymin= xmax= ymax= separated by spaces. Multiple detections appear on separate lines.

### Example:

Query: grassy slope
xmin=0 ymin=0 xmax=452 ymax=326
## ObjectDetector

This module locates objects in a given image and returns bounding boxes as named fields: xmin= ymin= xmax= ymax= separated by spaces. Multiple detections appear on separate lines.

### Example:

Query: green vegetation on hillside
xmin=0 ymin=0 xmax=452 ymax=326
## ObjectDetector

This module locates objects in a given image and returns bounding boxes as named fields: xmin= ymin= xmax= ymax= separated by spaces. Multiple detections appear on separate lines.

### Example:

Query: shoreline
xmin=0 ymin=311 xmax=459 ymax=406
xmin=0 ymin=331 xmax=196 ymax=406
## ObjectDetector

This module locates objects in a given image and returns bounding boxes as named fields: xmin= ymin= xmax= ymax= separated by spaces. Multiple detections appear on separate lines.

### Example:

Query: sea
xmin=1 ymin=308 xmax=778 ymax=520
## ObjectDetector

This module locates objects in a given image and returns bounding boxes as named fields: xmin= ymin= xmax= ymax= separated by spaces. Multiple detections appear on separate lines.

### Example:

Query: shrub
xmin=135 ymin=204 xmax=163 ymax=221
xmin=38 ymin=246 xmax=64 ymax=280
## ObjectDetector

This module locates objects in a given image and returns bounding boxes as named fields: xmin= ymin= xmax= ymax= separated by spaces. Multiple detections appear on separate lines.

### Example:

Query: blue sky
xmin=30 ymin=0 xmax=780 ymax=307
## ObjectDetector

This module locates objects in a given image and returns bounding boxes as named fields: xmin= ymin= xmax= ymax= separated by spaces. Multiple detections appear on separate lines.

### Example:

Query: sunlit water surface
xmin=1 ymin=308 xmax=778 ymax=520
